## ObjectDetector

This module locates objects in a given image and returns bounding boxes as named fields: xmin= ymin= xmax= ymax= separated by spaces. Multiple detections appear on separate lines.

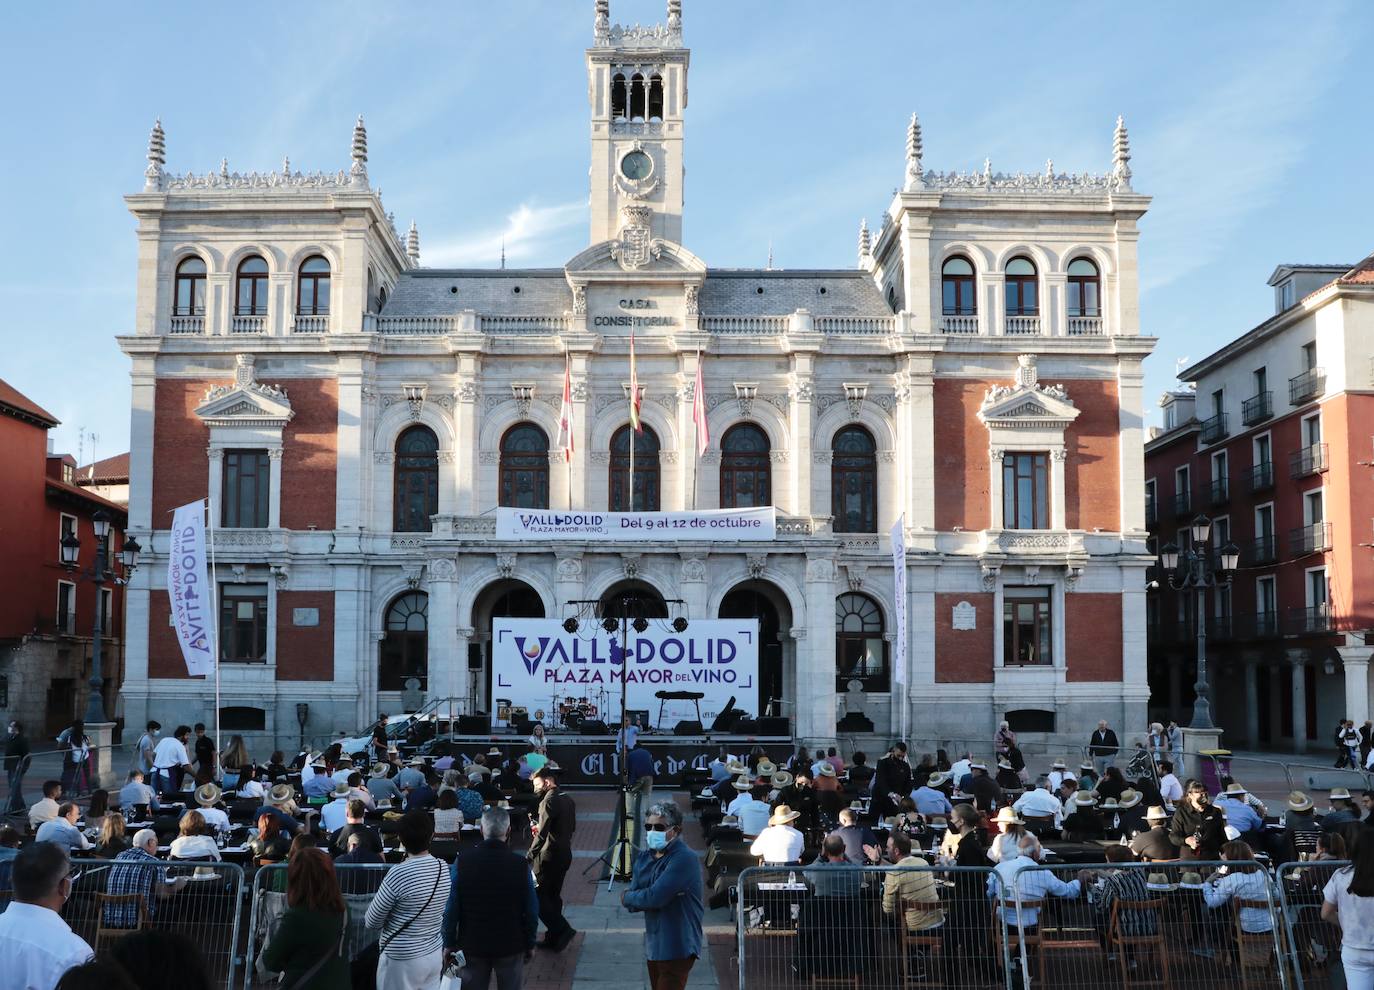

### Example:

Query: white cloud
xmin=425 ymin=199 xmax=588 ymax=268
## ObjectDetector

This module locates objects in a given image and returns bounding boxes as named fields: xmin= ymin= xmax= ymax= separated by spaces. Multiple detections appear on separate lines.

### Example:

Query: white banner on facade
xmin=490 ymin=619 xmax=759 ymax=729
xmin=168 ymin=500 xmax=216 ymax=678
xmin=891 ymin=514 xmax=908 ymax=740
xmin=495 ymin=506 xmax=775 ymax=542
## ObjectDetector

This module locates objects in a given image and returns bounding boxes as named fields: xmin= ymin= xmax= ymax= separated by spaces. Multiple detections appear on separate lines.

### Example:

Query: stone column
xmin=1339 ymin=644 xmax=1374 ymax=726
xmin=454 ymin=365 xmax=479 ymax=514
xmin=1242 ymin=651 xmax=1261 ymax=749
xmin=788 ymin=348 xmax=816 ymax=518
xmin=426 ymin=558 xmax=460 ymax=708
xmin=88 ymin=722 xmax=119 ymax=789
xmin=904 ymin=356 xmax=935 ymax=530
xmin=1268 ymin=665 xmax=1283 ymax=750
xmin=800 ymin=555 xmax=837 ymax=746
xmin=1288 ymin=648 xmax=1309 ymax=754
xmin=1050 ymin=447 xmax=1068 ymax=530
xmin=267 ymin=447 xmax=284 ymax=529
xmin=454 ymin=626 xmax=475 ymax=722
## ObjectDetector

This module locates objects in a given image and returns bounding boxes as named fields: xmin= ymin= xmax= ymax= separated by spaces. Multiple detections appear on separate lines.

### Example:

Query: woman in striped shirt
xmin=365 ymin=809 xmax=451 ymax=989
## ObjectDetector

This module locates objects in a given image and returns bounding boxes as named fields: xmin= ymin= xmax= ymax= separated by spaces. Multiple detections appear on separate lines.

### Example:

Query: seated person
xmin=1061 ymin=792 xmax=1106 ymax=841
xmin=119 ymin=769 xmax=159 ymax=815
xmin=911 ymin=773 xmax=954 ymax=818
xmin=248 ymin=812 xmax=293 ymax=862
xmin=456 ymin=775 xmax=486 ymax=821
xmin=433 ymin=789 xmax=464 ymax=836
xmin=1057 ymin=777 xmax=1080 ymax=808
xmin=846 ymin=751 xmax=875 ymax=792
xmin=824 ymin=808 xmax=881 ymax=867
xmin=989 ymin=833 xmax=1086 ymax=929
xmin=28 ymin=780 xmax=62 ymax=830
xmin=301 ymin=760 xmax=335 ymax=801
xmin=264 ymin=751 xmax=290 ymax=781
xmin=1129 ymin=806 xmax=1177 ymax=861
xmin=734 ymin=783 xmax=773 ymax=839
xmin=320 ymin=781 xmax=353 ymax=833
xmin=967 ymin=764 xmax=1003 ymax=814
xmin=1197 ymin=839 xmax=1272 ymax=958
xmin=1219 ymin=775 xmax=1270 ymax=818
xmin=193 ymin=783 xmax=230 ymax=832
xmin=168 ymin=809 xmax=221 ymax=861
xmin=881 ymin=830 xmax=944 ymax=933
xmin=805 ymin=834 xmax=862 ymax=897
xmin=1087 ymin=845 xmax=1155 ymax=941
xmin=366 ymin=762 xmax=403 ymax=806
xmin=1013 ymin=780 xmax=1064 ymax=830
xmin=254 ymin=783 xmax=303 ymax=835
xmin=814 ymin=763 xmax=841 ymax=793
xmin=1214 ymin=782 xmax=1264 ymax=843
xmin=995 ymin=759 xmax=1022 ymax=792
xmin=1077 ymin=762 xmax=1099 ymax=791
xmin=237 ymin=765 xmax=266 ymax=801
xmin=34 ymin=802 xmax=92 ymax=854
xmin=1095 ymin=767 xmax=1128 ymax=802
xmin=345 ymin=772 xmax=375 ymax=810
xmin=406 ymin=773 xmax=438 ymax=813
xmin=1322 ymin=789 xmax=1361 ymax=830
xmin=94 ymin=813 xmax=131 ymax=859
xmin=750 ymin=805 xmax=805 ymax=864
xmin=708 ymin=748 xmax=733 ymax=783
xmin=1116 ymin=789 xmax=1148 ymax=838
xmin=330 ymin=799 xmax=383 ymax=856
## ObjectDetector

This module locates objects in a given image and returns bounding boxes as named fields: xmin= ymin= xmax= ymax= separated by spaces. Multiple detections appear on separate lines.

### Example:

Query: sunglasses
xmin=644 ymin=823 xmax=673 ymax=832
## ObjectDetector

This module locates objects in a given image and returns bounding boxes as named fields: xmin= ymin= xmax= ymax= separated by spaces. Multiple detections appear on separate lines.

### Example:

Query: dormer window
xmin=1280 ymin=279 xmax=1295 ymax=310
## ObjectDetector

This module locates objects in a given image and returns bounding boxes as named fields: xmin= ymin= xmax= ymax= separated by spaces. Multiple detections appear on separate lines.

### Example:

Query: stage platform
xmin=420 ymin=733 xmax=795 ymax=786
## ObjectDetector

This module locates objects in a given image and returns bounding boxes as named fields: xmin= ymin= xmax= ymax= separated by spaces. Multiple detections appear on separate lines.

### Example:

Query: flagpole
xmin=692 ymin=350 xmax=700 ymax=511
xmin=205 ymin=495 xmax=221 ymax=776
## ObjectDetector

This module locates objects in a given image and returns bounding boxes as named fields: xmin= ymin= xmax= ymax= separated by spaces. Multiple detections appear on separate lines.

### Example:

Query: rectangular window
xmin=1257 ymin=576 xmax=1276 ymax=616
xmin=222 ymin=450 xmax=271 ymax=528
xmin=56 ymin=581 xmax=75 ymax=635
xmin=1303 ymin=413 xmax=1321 ymax=446
xmin=1212 ymin=451 xmax=1228 ymax=482
xmin=59 ymin=514 xmax=77 ymax=563
xmin=1303 ymin=341 xmax=1317 ymax=371
xmin=1281 ymin=281 xmax=1295 ymax=310
xmin=1254 ymin=434 xmax=1271 ymax=466
xmin=100 ymin=588 xmax=112 ymax=632
xmin=1002 ymin=452 xmax=1048 ymax=529
xmin=1213 ymin=515 xmax=1231 ymax=547
xmin=1304 ymin=490 xmax=1324 ymax=526
xmin=1307 ymin=569 xmax=1328 ymax=608
xmin=1254 ymin=367 xmax=1267 ymax=394
xmin=1255 ymin=504 xmax=1274 ymax=539
xmin=1211 ymin=389 xmax=1224 ymax=418
xmin=219 ymin=584 xmax=268 ymax=662
xmin=1003 ymin=587 xmax=1052 ymax=666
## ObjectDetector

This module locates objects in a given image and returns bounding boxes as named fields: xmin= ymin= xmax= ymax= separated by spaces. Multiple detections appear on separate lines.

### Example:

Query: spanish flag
xmin=629 ymin=331 xmax=643 ymax=433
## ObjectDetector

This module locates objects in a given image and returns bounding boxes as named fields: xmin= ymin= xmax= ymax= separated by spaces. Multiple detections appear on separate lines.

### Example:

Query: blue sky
xmin=3 ymin=1 xmax=1371 ymax=460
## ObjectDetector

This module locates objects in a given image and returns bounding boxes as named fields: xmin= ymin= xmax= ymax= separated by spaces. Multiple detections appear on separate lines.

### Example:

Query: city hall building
xmin=117 ymin=2 xmax=1155 ymax=753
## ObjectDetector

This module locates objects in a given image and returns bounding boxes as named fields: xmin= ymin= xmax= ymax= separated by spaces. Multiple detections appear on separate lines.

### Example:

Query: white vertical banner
xmin=891 ymin=514 xmax=908 ymax=741
xmin=168 ymin=500 xmax=216 ymax=678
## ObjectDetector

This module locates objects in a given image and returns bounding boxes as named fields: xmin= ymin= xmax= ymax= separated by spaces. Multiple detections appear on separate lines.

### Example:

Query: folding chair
xmin=1037 ymin=899 xmax=1103 ymax=986
xmin=1233 ymin=897 xmax=1281 ymax=989
xmin=897 ymin=898 xmax=946 ymax=988
xmin=1108 ymin=897 xmax=1169 ymax=989
xmin=95 ymin=892 xmax=149 ymax=951
xmin=991 ymin=897 xmax=1043 ymax=980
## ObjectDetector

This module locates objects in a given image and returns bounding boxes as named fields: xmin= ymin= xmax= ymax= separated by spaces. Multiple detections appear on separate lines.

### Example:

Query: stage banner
xmin=168 ymin=500 xmax=215 ymax=677
xmin=495 ymin=506 xmax=775 ymax=542
xmin=491 ymin=618 xmax=759 ymax=729
xmin=890 ymin=514 xmax=907 ymax=740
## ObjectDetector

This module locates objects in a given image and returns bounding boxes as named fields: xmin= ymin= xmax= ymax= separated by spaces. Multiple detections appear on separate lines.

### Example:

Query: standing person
xmin=130 ymin=720 xmax=160 ymax=776
xmin=365 ymin=810 xmax=451 ymax=989
xmin=1344 ymin=721 xmax=1363 ymax=772
xmin=529 ymin=766 xmax=577 ymax=952
xmin=220 ymin=735 xmax=250 ymax=790
xmin=1322 ymin=829 xmax=1374 ymax=987
xmin=192 ymin=723 xmax=216 ymax=784
xmin=1088 ymin=719 xmax=1120 ymax=777
xmin=873 ymin=742 xmax=914 ymax=818
xmin=994 ymin=721 xmax=1016 ymax=758
xmin=442 ymin=807 xmax=538 ymax=990
xmin=56 ymin=720 xmax=91 ymax=796
xmin=4 ymin=719 xmax=31 ymax=816
xmin=371 ymin=713 xmax=390 ymax=762
xmin=260 ymin=847 xmax=350 ymax=990
xmin=151 ymin=725 xmax=194 ymax=794
xmin=1166 ymin=720 xmax=1184 ymax=767
xmin=0 ymin=842 xmax=93 ymax=985
xmin=1169 ymin=780 xmax=1226 ymax=861
xmin=622 ymin=800 xmax=704 ymax=990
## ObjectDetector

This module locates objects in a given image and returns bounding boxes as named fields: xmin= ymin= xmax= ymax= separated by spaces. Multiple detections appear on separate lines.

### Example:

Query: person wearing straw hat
xmin=814 ymin=761 xmax=841 ymax=793
xmin=912 ymin=773 xmax=954 ymax=817
xmin=366 ymin=761 xmax=403 ymax=807
xmin=749 ymin=805 xmax=804 ymax=864
xmin=994 ymin=758 xmax=1020 ymax=791
xmin=730 ymin=780 xmax=772 ymax=839
xmin=967 ymin=762 xmax=1003 ymax=814
xmin=320 ymin=780 xmax=353 ymax=833
xmin=1215 ymin=782 xmax=1263 ymax=843
xmin=1285 ymin=790 xmax=1318 ymax=828
xmin=1047 ymin=759 xmax=1076 ymax=793
xmin=1324 ymin=787 xmax=1361 ymax=829
xmin=193 ymin=783 xmax=229 ymax=833
xmin=1129 ymin=806 xmax=1177 ymax=860
xmin=1062 ymin=791 xmax=1105 ymax=841
xmin=1116 ymin=789 xmax=1146 ymax=837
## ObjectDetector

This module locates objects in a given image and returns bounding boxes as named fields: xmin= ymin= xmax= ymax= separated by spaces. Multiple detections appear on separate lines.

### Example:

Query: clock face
xmin=620 ymin=150 xmax=652 ymax=181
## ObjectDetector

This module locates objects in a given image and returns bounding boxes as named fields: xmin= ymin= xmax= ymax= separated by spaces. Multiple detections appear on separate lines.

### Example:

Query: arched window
xmin=630 ymin=73 xmax=646 ymax=121
xmin=297 ymin=255 xmax=331 ymax=315
xmin=610 ymin=424 xmax=660 ymax=511
xmin=835 ymin=593 xmax=888 ymax=692
xmin=647 ymin=74 xmax=665 ymax=121
xmin=611 ymin=73 xmax=628 ymax=119
xmin=393 ymin=425 xmax=439 ymax=532
xmin=832 ymin=426 xmax=877 ymax=533
xmin=173 ymin=257 xmax=206 ymax=316
xmin=941 ymin=256 xmax=976 ymax=315
xmin=720 ymin=423 xmax=771 ymax=509
xmin=1067 ymin=257 xmax=1101 ymax=317
xmin=379 ymin=592 xmax=427 ymax=691
xmin=235 ymin=256 xmax=268 ymax=316
xmin=1004 ymin=256 xmax=1038 ymax=316
xmin=499 ymin=423 xmax=550 ymax=509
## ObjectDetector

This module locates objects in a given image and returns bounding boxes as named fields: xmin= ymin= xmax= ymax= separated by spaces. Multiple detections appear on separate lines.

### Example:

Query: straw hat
xmin=1051 ymin=759 xmax=1067 ymax=770
xmin=756 ymin=758 xmax=777 ymax=776
xmin=726 ymin=759 xmax=746 ymax=774
xmin=997 ymin=758 xmax=1014 ymax=771
xmin=1098 ymin=797 xmax=1120 ymax=811
xmin=994 ymin=807 xmax=1025 ymax=827
xmin=1080 ymin=762 xmax=1094 ymax=772
xmin=1287 ymin=791 xmax=1314 ymax=813
xmin=333 ymin=780 xmax=351 ymax=798
xmin=1146 ymin=872 xmax=1177 ymax=891
xmin=771 ymin=770 xmax=794 ymax=788
xmin=1145 ymin=805 xmax=1170 ymax=821
xmin=194 ymin=783 xmax=221 ymax=807
xmin=927 ymin=772 xmax=950 ymax=788
xmin=487 ymin=747 xmax=503 ymax=757
xmin=369 ymin=762 xmax=390 ymax=779
xmin=768 ymin=805 xmax=801 ymax=826
xmin=1150 ymin=722 xmax=1164 ymax=733
xmin=970 ymin=762 xmax=988 ymax=772
xmin=1118 ymin=789 xmax=1142 ymax=809
xmin=268 ymin=783 xmax=295 ymax=806
xmin=1331 ymin=787 xmax=1353 ymax=801
xmin=732 ymin=776 xmax=754 ymax=791
xmin=818 ymin=763 xmax=837 ymax=777
xmin=1073 ymin=792 xmax=1098 ymax=807
xmin=1180 ymin=872 xmax=1204 ymax=887
xmin=409 ymin=756 xmax=427 ymax=767
xmin=1224 ymin=782 xmax=1248 ymax=797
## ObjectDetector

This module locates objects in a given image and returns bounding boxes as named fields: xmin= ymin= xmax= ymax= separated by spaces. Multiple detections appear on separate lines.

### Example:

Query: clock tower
xmin=586 ymin=0 xmax=689 ymax=248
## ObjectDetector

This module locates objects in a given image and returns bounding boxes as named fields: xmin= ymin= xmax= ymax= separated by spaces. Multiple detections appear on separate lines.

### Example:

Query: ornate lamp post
xmin=61 ymin=509 xmax=140 ymax=724
xmin=1158 ymin=514 xmax=1239 ymax=730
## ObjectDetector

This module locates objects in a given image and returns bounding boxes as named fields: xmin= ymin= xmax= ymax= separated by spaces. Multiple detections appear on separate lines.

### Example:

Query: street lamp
xmin=1157 ymin=513 xmax=1239 ymax=730
xmin=62 ymin=509 xmax=139 ymax=724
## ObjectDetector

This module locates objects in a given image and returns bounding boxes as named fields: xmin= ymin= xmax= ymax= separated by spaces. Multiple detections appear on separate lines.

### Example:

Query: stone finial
xmin=406 ymin=220 xmax=420 ymax=266
xmin=350 ymin=115 xmax=368 ymax=186
xmin=595 ymin=0 xmax=610 ymax=41
xmin=1112 ymin=115 xmax=1132 ymax=190
xmin=903 ymin=112 xmax=924 ymax=190
xmin=667 ymin=0 xmax=681 ymax=30
xmin=857 ymin=218 xmax=871 ymax=263
xmin=144 ymin=118 xmax=166 ymax=191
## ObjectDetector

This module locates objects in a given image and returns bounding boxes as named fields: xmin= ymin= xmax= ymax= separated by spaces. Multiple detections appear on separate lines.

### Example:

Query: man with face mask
xmin=529 ymin=765 xmax=577 ymax=952
xmin=131 ymin=720 xmax=160 ymax=776
xmin=3 ymin=720 xmax=30 ymax=816
xmin=0 ymin=841 xmax=93 ymax=984
xmin=622 ymin=800 xmax=704 ymax=990
xmin=1169 ymin=780 xmax=1226 ymax=860
xmin=873 ymin=742 xmax=914 ymax=818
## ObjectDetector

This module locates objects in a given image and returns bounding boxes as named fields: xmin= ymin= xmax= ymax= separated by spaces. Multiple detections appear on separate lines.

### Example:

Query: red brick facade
xmin=934 ymin=592 xmax=994 ymax=683
xmin=1063 ymin=380 xmax=1121 ymax=532
xmin=275 ymin=592 xmax=335 ymax=681
xmin=1065 ymin=593 xmax=1124 ymax=682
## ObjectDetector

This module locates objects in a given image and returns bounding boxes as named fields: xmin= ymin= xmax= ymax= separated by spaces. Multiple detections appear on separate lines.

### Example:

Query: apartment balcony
xmin=1243 ymin=534 xmax=1277 ymax=566
xmin=1245 ymin=461 xmax=1274 ymax=493
xmin=1206 ymin=614 xmax=1236 ymax=643
xmin=1289 ymin=367 xmax=1325 ymax=405
xmin=1287 ymin=604 xmax=1333 ymax=635
xmin=1004 ymin=315 xmax=1042 ymax=335
xmin=1147 ymin=620 xmax=1190 ymax=648
xmin=167 ymin=313 xmax=205 ymax=334
xmin=939 ymin=314 xmax=979 ymax=334
xmin=1241 ymin=391 xmax=1273 ymax=426
xmin=230 ymin=314 xmax=267 ymax=333
xmin=1231 ymin=611 xmax=1280 ymax=640
xmin=292 ymin=314 xmax=330 ymax=333
xmin=1145 ymin=498 xmax=1158 ymax=527
xmin=1199 ymin=412 xmax=1229 ymax=445
xmin=1066 ymin=316 xmax=1104 ymax=336
xmin=1289 ymin=521 xmax=1332 ymax=556
xmin=1172 ymin=491 xmax=1193 ymax=517
xmin=1208 ymin=476 xmax=1230 ymax=506
xmin=1289 ymin=443 xmax=1328 ymax=479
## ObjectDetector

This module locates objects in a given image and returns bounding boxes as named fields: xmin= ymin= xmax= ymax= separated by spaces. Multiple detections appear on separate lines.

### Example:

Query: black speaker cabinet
xmin=755 ymin=717 xmax=790 ymax=736
xmin=579 ymin=720 xmax=610 ymax=736
xmin=673 ymin=720 xmax=704 ymax=736
xmin=514 ymin=719 xmax=536 ymax=736
xmin=457 ymin=715 xmax=489 ymax=734
xmin=733 ymin=718 xmax=759 ymax=735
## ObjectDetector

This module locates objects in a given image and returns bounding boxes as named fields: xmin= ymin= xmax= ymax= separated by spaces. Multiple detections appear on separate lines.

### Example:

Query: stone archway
xmin=470 ymin=580 xmax=545 ymax=715
xmin=718 ymin=579 xmax=793 ymax=720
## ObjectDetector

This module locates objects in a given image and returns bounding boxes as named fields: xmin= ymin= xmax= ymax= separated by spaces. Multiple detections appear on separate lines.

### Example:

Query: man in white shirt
xmin=1013 ymin=780 xmax=1065 ymax=828
xmin=333 ymin=757 xmax=357 ymax=788
xmin=35 ymin=804 xmax=93 ymax=855
xmin=321 ymin=781 xmax=353 ymax=833
xmin=28 ymin=780 xmax=62 ymax=830
xmin=194 ymin=783 xmax=230 ymax=832
xmin=0 ymin=842 xmax=93 ymax=987
xmin=749 ymin=805 xmax=805 ymax=864
xmin=727 ymin=780 xmax=772 ymax=838
xmin=1047 ymin=760 xmax=1076 ymax=792
xmin=988 ymin=833 xmax=1087 ymax=929
xmin=151 ymin=725 xmax=194 ymax=794
xmin=948 ymin=752 xmax=973 ymax=786
xmin=725 ymin=777 xmax=756 ymax=818
xmin=1157 ymin=760 xmax=1184 ymax=809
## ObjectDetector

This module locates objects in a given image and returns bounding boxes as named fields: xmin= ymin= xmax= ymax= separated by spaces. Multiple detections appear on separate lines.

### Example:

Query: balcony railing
xmin=230 ymin=314 xmax=267 ymax=333
xmin=1208 ymin=477 xmax=1230 ymax=505
xmin=1004 ymin=315 xmax=1042 ymax=335
xmin=1246 ymin=461 xmax=1274 ymax=493
xmin=168 ymin=314 xmax=204 ymax=334
xmin=1244 ymin=534 xmax=1277 ymax=566
xmin=700 ymin=315 xmax=790 ymax=334
xmin=1199 ymin=412 xmax=1229 ymax=445
xmin=939 ymin=314 xmax=979 ymax=334
xmin=1066 ymin=316 xmax=1104 ymax=336
xmin=292 ymin=314 xmax=330 ymax=333
xmin=479 ymin=314 xmax=570 ymax=334
xmin=1172 ymin=490 xmax=1192 ymax=517
xmin=1289 ymin=367 xmax=1325 ymax=405
xmin=1241 ymin=391 xmax=1273 ymax=425
xmin=1289 ymin=521 xmax=1332 ymax=556
xmin=376 ymin=315 xmax=459 ymax=335
xmin=1287 ymin=604 xmax=1333 ymax=635
xmin=1206 ymin=614 xmax=1235 ymax=642
xmin=816 ymin=315 xmax=895 ymax=335
xmin=1289 ymin=443 xmax=1328 ymax=478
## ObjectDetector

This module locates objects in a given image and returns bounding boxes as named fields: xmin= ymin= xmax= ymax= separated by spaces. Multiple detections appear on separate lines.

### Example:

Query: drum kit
xmin=550 ymin=686 xmax=610 ymax=729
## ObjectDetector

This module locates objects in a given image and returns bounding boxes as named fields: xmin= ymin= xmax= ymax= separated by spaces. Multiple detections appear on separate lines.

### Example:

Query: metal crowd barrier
xmin=1274 ymin=859 xmax=1348 ymax=990
xmin=63 ymin=857 xmax=246 ymax=989
xmin=735 ymin=863 xmax=1012 ymax=988
xmin=242 ymin=861 xmax=392 ymax=989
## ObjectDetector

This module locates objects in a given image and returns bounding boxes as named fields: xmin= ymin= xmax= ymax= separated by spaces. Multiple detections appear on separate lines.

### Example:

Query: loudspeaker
xmin=579 ymin=720 xmax=609 ymax=736
xmin=674 ymin=720 xmax=704 ymax=736
xmin=733 ymin=718 xmax=758 ymax=736
xmin=514 ymin=719 xmax=535 ymax=736
xmin=755 ymin=717 xmax=790 ymax=736
xmin=457 ymin=715 xmax=488 ymax=734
